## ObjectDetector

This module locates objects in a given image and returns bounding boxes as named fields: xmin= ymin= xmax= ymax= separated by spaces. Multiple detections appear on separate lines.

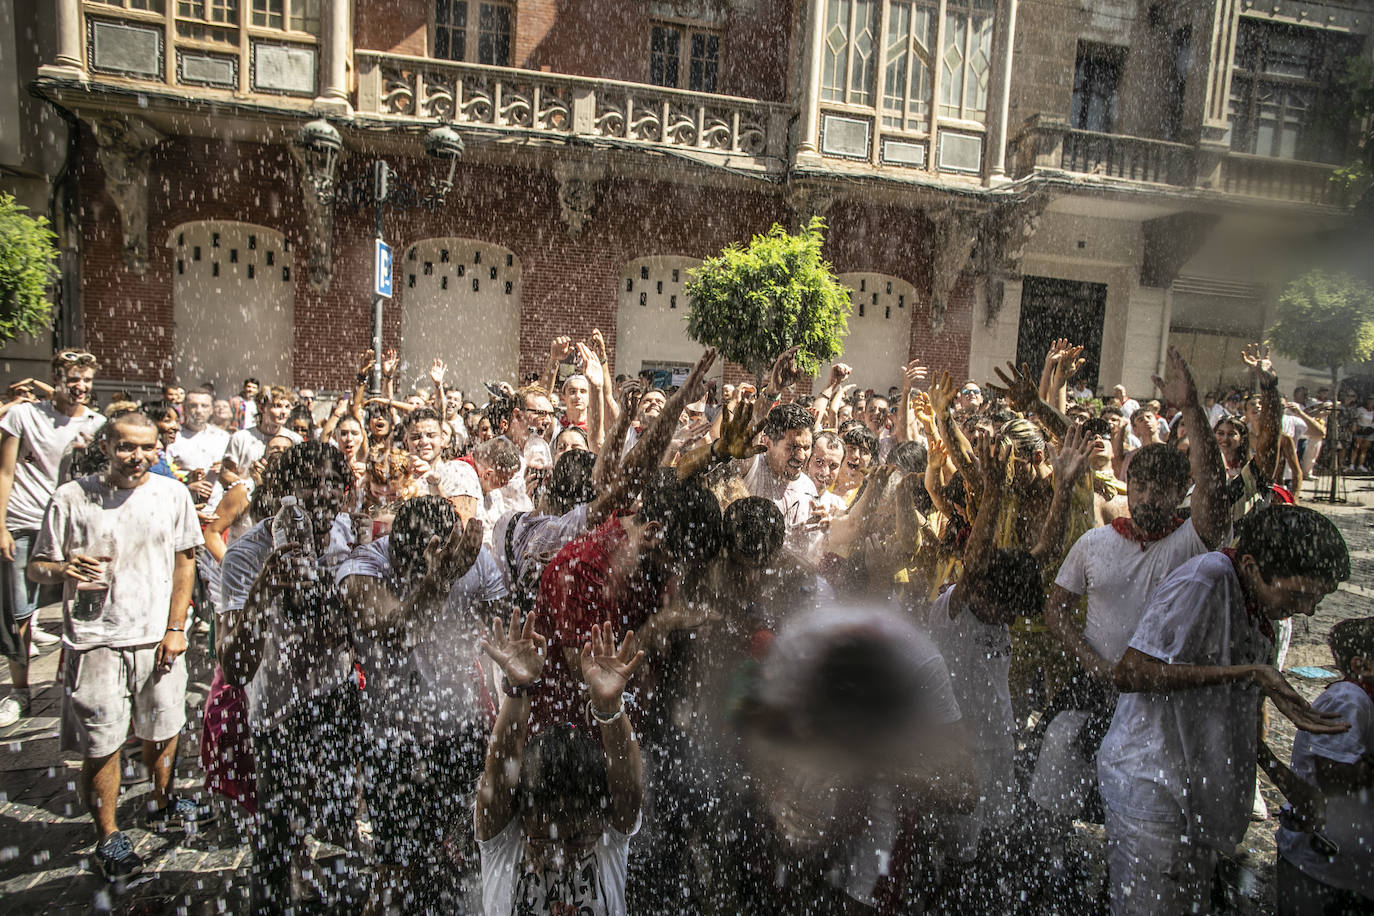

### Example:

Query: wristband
xmin=502 ymin=677 xmax=541 ymax=698
xmin=587 ymin=698 xmax=623 ymax=725
xmin=166 ymin=626 xmax=185 ymax=633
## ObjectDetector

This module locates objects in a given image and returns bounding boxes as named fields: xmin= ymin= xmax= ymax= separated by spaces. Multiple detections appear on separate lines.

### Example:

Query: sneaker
xmin=1251 ymin=789 xmax=1269 ymax=821
xmin=94 ymin=831 xmax=144 ymax=880
xmin=27 ymin=642 xmax=38 ymax=658
xmin=0 ymin=692 xmax=30 ymax=728
xmin=30 ymin=626 xmax=59 ymax=647
xmin=145 ymin=795 xmax=218 ymax=835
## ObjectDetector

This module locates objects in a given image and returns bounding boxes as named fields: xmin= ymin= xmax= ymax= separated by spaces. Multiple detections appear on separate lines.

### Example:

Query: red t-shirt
xmin=531 ymin=516 xmax=664 ymax=730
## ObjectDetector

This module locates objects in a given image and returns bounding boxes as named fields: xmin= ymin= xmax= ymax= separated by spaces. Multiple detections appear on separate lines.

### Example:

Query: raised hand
xmin=767 ymin=345 xmax=804 ymax=394
xmin=1151 ymin=345 xmax=1197 ymax=409
xmin=429 ymin=357 xmax=447 ymax=385
xmin=357 ymin=348 xmax=375 ymax=377
xmin=1241 ymin=342 xmax=1277 ymax=388
xmin=590 ymin=328 xmax=609 ymax=366
xmin=714 ymin=398 xmax=767 ymax=461
xmin=827 ymin=363 xmax=853 ymax=389
xmin=549 ymin=335 xmax=573 ymax=362
xmin=482 ymin=608 xmax=547 ymax=688
xmin=381 ymin=348 xmax=399 ymax=379
xmin=912 ymin=390 xmax=938 ymax=439
xmin=989 ymin=361 xmax=1040 ymax=412
xmin=900 ymin=359 xmax=928 ymax=393
xmin=580 ymin=620 xmax=645 ymax=717
xmin=1049 ymin=422 xmax=1094 ymax=487
xmin=577 ymin=342 xmax=605 ymax=388
xmin=618 ymin=378 xmax=645 ymax=417
xmin=1049 ymin=342 xmax=1086 ymax=390
xmin=681 ymin=347 xmax=718 ymax=402
xmin=928 ymin=370 xmax=959 ymax=415
xmin=423 ymin=517 xmax=484 ymax=586
xmin=973 ymin=430 xmax=1013 ymax=495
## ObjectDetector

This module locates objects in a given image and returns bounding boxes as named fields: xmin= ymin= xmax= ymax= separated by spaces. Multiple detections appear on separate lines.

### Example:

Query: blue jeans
xmin=1 ymin=529 xmax=42 ymax=662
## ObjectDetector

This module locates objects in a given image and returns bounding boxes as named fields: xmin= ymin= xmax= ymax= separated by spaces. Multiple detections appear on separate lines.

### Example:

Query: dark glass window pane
xmin=436 ymin=0 xmax=449 ymax=25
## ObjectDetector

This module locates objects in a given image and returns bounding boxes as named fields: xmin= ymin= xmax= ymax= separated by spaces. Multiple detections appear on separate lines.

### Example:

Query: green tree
xmin=685 ymin=216 xmax=851 ymax=380
xmin=0 ymin=194 xmax=58 ymax=345
xmin=1268 ymin=269 xmax=1374 ymax=389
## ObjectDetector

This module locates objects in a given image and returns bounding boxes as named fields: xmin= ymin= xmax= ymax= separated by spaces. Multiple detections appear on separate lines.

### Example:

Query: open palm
xmin=580 ymin=621 xmax=645 ymax=714
xmin=482 ymin=609 xmax=546 ymax=687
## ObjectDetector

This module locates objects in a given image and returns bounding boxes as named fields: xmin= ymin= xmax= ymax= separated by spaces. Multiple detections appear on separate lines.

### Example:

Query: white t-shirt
xmin=479 ymin=813 xmax=640 ymax=916
xmin=1097 ymin=551 xmax=1274 ymax=848
xmin=0 ymin=401 xmax=105 ymax=531
xmin=337 ymin=537 xmax=507 ymax=744
xmin=35 ymin=473 xmax=203 ymax=650
xmin=1054 ymin=518 xmax=1210 ymax=666
xmin=740 ymin=453 xmax=818 ymax=531
xmin=1282 ymin=412 xmax=1309 ymax=443
xmin=1276 ymin=680 xmax=1374 ymax=900
xmin=222 ymin=425 xmax=302 ymax=473
xmin=167 ymin=425 xmax=230 ymax=473
xmin=1207 ymin=402 xmax=1228 ymax=428
xmin=923 ymin=585 xmax=1015 ymax=858
xmin=492 ymin=504 xmax=590 ymax=595
xmin=219 ymin=516 xmax=355 ymax=733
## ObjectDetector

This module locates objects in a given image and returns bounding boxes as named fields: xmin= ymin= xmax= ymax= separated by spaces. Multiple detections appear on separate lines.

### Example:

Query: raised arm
xmin=1031 ymin=423 xmax=1094 ymax=566
xmin=342 ymin=518 xmax=483 ymax=633
xmin=676 ymin=395 xmax=766 ymax=482
xmin=578 ymin=342 xmax=607 ymax=452
xmin=955 ymin=434 xmax=1011 ymax=607
xmin=579 ymin=621 xmax=646 ymax=833
xmin=429 ymin=357 xmax=448 ymax=414
xmin=1153 ymin=346 xmax=1229 ymax=548
xmin=929 ymin=370 xmax=980 ymax=500
xmin=591 ymin=379 xmax=642 ymax=497
xmin=541 ymin=336 xmax=572 ymax=397
xmin=475 ymin=609 xmax=547 ymax=841
xmin=988 ymin=360 xmax=1070 ymax=443
xmin=1243 ymin=343 xmax=1282 ymax=483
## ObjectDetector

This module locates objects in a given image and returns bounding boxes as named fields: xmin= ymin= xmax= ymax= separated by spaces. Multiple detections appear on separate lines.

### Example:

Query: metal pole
xmin=370 ymin=160 xmax=388 ymax=396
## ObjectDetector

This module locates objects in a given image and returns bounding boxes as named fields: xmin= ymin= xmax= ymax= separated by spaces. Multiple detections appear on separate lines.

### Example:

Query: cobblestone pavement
xmin=3 ymin=475 xmax=1372 ymax=914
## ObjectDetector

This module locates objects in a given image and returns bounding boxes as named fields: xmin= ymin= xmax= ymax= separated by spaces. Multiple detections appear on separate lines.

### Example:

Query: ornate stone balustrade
xmin=356 ymin=51 xmax=789 ymax=171
xmin=1010 ymin=114 xmax=1349 ymax=209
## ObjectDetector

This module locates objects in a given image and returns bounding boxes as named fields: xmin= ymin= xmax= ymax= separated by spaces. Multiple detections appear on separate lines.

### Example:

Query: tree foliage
xmin=1267 ymin=269 xmax=1374 ymax=377
xmin=0 ymin=194 xmax=58 ymax=345
xmin=685 ymin=217 xmax=851 ymax=379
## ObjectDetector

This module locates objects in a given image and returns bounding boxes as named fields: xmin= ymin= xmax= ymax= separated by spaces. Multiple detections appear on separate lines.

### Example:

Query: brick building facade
xmin=4 ymin=0 xmax=1370 ymax=398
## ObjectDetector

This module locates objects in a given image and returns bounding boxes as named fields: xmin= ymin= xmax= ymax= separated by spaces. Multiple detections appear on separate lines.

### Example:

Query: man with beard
xmin=217 ymin=441 xmax=359 ymax=912
xmin=29 ymin=411 xmax=204 ymax=879
xmin=1030 ymin=347 xmax=1230 ymax=857
xmin=0 ymin=348 xmax=106 ymax=727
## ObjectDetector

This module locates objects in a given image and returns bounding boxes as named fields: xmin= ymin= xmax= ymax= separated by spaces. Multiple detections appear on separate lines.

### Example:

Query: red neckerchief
xmin=1110 ymin=515 xmax=1184 ymax=551
xmin=1221 ymin=548 xmax=1275 ymax=642
xmin=1343 ymin=678 xmax=1374 ymax=707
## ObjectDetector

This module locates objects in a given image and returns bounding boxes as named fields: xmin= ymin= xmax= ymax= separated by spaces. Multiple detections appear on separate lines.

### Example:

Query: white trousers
xmin=1104 ymin=806 xmax=1218 ymax=916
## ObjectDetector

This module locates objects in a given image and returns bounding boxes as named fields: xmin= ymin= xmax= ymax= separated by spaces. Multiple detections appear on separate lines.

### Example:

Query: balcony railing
xmin=1011 ymin=114 xmax=1350 ymax=208
xmin=355 ymin=51 xmax=790 ymax=172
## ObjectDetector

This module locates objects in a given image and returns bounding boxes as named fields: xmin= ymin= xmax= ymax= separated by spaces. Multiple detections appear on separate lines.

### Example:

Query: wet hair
xmin=987 ymin=407 xmax=1018 ymax=427
xmin=472 ymin=435 xmax=521 ymax=472
xmin=256 ymin=384 xmax=295 ymax=409
xmin=389 ymin=496 xmax=458 ymax=583
xmin=1234 ymin=505 xmax=1349 ymax=586
xmin=886 ymin=441 xmax=927 ymax=476
xmin=975 ymin=548 xmax=1045 ymax=619
xmin=1328 ymin=617 xmax=1374 ymax=677
xmin=555 ymin=425 xmax=590 ymax=451
xmin=1213 ymin=415 xmax=1251 ymax=465
xmin=276 ymin=440 xmax=348 ymax=494
xmin=1099 ymin=406 xmax=1124 ymax=420
xmin=722 ymin=497 xmax=784 ymax=567
xmin=248 ymin=451 xmax=287 ymax=521
xmin=518 ymin=723 xmax=610 ymax=825
xmin=105 ymin=408 xmax=157 ymax=438
xmin=999 ymin=417 xmax=1045 ymax=459
xmin=639 ymin=470 xmax=723 ymax=568
xmin=840 ymin=424 xmax=879 ymax=462
xmin=404 ymin=406 xmax=444 ymax=433
xmin=515 ymin=384 xmax=551 ymax=411
xmin=52 ymin=348 xmax=100 ymax=374
xmin=762 ymin=404 xmax=815 ymax=439
xmin=140 ymin=400 xmax=178 ymax=425
xmin=546 ymin=449 xmax=597 ymax=516
xmin=813 ymin=429 xmax=842 ymax=453
xmin=1125 ymin=442 xmax=1190 ymax=489
xmin=287 ymin=404 xmax=315 ymax=433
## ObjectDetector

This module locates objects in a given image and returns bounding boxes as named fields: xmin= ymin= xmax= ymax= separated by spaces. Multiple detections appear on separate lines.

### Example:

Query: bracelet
xmin=166 ymin=626 xmax=185 ymax=633
xmin=502 ymin=677 xmax=541 ymax=698
xmin=587 ymin=698 xmax=624 ymax=725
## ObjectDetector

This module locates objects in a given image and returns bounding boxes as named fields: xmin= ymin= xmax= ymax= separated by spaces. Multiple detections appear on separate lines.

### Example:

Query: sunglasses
xmin=56 ymin=351 xmax=98 ymax=367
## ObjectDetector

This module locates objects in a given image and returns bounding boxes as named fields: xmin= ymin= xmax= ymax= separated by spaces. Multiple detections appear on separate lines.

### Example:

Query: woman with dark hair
xmin=140 ymin=400 xmax=182 ymax=479
xmin=285 ymin=404 xmax=316 ymax=442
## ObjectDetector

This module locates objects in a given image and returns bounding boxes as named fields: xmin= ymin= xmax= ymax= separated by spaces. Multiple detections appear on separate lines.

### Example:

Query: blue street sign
xmin=374 ymin=239 xmax=393 ymax=298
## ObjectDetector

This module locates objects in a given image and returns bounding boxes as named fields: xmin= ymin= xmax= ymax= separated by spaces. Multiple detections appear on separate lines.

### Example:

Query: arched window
xmin=615 ymin=255 xmax=720 ymax=386
xmin=169 ymin=221 xmax=295 ymax=396
xmin=816 ymin=272 xmax=916 ymax=393
xmin=400 ymin=238 xmax=521 ymax=397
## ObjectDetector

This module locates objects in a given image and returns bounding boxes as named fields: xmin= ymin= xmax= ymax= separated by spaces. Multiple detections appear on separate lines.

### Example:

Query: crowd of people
xmin=0 ymin=335 xmax=1368 ymax=916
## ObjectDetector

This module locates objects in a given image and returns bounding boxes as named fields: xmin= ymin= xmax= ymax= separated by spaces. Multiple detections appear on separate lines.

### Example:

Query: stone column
xmin=985 ymin=0 xmax=1019 ymax=182
xmin=797 ymin=0 xmax=827 ymax=155
xmin=313 ymin=0 xmax=352 ymax=114
xmin=38 ymin=0 xmax=86 ymax=81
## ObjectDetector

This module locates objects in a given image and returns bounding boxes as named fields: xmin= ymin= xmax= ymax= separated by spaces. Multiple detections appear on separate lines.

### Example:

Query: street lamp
xmin=296 ymin=119 xmax=343 ymax=203
xmin=424 ymin=124 xmax=464 ymax=206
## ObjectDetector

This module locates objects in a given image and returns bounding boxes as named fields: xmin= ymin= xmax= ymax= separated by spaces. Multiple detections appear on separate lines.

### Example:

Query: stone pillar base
xmin=37 ymin=64 xmax=88 ymax=83
xmin=311 ymin=96 xmax=353 ymax=117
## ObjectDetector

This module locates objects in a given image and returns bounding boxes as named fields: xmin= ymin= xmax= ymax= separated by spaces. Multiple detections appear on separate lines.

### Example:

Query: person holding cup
xmin=28 ymin=411 xmax=206 ymax=881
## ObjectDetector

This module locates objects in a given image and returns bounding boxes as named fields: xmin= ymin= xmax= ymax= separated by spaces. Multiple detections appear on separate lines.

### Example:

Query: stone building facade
xmin=2 ymin=0 xmax=1370 ymax=399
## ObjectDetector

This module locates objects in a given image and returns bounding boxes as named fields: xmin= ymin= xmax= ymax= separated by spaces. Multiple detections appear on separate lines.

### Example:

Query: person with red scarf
xmin=1099 ymin=505 xmax=1350 ymax=916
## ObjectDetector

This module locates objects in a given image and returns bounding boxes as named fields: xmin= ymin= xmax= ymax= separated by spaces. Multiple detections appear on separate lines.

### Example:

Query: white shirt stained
xmin=0 ymin=401 xmax=105 ymax=531
xmin=479 ymin=814 xmax=639 ymax=916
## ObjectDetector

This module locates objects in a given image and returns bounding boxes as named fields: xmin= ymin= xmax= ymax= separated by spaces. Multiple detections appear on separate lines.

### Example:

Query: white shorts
xmin=61 ymin=644 xmax=188 ymax=759
xmin=1104 ymin=806 xmax=1218 ymax=916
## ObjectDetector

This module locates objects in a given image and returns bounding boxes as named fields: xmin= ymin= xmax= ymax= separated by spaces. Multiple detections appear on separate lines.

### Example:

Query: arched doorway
xmin=400 ymin=238 xmax=522 ymax=399
xmin=169 ymin=221 xmax=295 ymax=395
xmin=615 ymin=255 xmax=720 ymax=386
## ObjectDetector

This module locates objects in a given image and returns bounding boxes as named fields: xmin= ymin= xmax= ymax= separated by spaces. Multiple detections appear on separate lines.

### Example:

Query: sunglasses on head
xmin=56 ymin=351 xmax=98 ymax=367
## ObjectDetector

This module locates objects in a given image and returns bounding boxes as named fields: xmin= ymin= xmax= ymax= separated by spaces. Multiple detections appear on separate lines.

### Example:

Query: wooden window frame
xmin=432 ymin=0 xmax=514 ymax=67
